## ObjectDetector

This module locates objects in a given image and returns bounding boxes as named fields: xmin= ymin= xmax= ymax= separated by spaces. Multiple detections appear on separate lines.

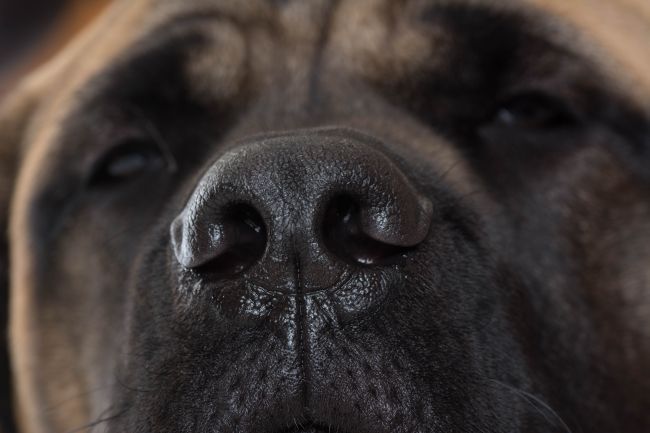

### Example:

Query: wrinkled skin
xmin=1 ymin=0 xmax=650 ymax=432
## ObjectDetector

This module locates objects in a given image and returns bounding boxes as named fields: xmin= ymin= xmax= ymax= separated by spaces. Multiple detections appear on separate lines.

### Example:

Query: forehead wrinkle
xmin=525 ymin=0 xmax=650 ymax=107
xmin=328 ymin=0 xmax=649 ymax=97
xmin=150 ymin=0 xmax=274 ymax=30
xmin=109 ymin=14 xmax=251 ymax=106
xmin=55 ymin=12 xmax=254 ymax=143
xmin=327 ymin=0 xmax=457 ymax=82
xmin=183 ymin=21 xmax=249 ymax=103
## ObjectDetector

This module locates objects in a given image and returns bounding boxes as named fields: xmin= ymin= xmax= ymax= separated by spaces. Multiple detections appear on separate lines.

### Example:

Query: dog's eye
xmin=88 ymin=138 xmax=165 ymax=186
xmin=491 ymin=92 xmax=576 ymax=130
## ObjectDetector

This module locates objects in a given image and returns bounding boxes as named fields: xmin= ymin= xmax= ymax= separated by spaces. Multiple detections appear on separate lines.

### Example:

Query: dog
xmin=1 ymin=0 xmax=649 ymax=432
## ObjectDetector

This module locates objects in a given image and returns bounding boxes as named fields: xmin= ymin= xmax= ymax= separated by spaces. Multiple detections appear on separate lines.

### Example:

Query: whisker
xmin=64 ymin=405 xmax=128 ymax=433
xmin=434 ymin=159 xmax=464 ymax=185
xmin=142 ymin=117 xmax=178 ymax=174
xmin=487 ymin=379 xmax=575 ymax=433
xmin=46 ymin=384 xmax=113 ymax=413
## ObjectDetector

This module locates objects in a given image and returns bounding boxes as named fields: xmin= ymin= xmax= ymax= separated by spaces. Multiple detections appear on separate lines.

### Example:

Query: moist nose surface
xmin=171 ymin=128 xmax=432 ymax=318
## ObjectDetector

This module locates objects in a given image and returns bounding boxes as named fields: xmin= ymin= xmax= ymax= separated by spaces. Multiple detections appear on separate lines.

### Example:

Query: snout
xmin=170 ymin=128 xmax=433 ymax=318
xmin=118 ymin=128 xmax=518 ymax=433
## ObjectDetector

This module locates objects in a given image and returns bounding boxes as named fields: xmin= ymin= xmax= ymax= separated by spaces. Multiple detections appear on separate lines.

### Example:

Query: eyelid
xmin=82 ymin=114 xmax=179 ymax=183
xmin=499 ymin=82 xmax=582 ymax=111
xmin=85 ymin=135 xmax=162 ymax=186
xmin=81 ymin=123 xmax=148 ymax=169
xmin=488 ymin=89 xmax=580 ymax=127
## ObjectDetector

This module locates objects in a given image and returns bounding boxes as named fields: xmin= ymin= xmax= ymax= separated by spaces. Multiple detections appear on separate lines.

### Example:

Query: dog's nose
xmin=171 ymin=129 xmax=432 ymax=292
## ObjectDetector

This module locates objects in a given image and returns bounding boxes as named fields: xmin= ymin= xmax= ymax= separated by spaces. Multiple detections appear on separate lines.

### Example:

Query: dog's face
xmin=1 ymin=0 xmax=650 ymax=432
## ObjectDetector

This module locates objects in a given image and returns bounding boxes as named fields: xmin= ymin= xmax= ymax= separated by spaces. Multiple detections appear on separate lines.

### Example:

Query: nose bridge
xmin=171 ymin=128 xmax=432 ymax=303
xmin=245 ymin=130 xmax=433 ymax=245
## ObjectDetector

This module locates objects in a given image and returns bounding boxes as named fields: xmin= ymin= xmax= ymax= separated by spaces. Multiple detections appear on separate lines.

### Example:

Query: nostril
xmin=198 ymin=204 xmax=267 ymax=276
xmin=172 ymin=203 xmax=267 ymax=276
xmin=200 ymin=204 xmax=267 ymax=276
xmin=322 ymin=196 xmax=414 ymax=267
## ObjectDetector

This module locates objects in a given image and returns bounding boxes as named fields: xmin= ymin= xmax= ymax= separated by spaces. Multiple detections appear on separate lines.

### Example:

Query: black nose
xmin=171 ymin=129 xmax=432 ymax=293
